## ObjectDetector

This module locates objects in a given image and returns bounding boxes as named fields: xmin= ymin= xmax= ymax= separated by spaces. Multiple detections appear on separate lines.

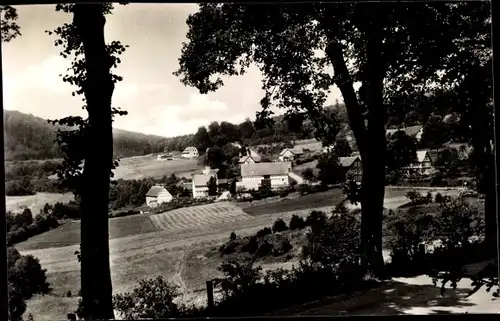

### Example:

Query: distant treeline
xmin=4 ymin=108 xmax=321 ymax=162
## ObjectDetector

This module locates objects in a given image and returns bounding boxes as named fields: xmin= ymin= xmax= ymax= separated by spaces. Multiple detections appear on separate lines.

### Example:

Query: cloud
xmin=113 ymin=92 xmax=249 ymax=137
xmin=8 ymin=55 xmax=73 ymax=94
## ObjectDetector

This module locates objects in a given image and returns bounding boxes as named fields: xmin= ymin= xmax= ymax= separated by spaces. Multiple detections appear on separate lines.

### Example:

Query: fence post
xmin=206 ymin=280 xmax=214 ymax=314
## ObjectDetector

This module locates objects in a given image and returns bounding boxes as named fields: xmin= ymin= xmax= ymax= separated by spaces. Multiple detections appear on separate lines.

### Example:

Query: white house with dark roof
xmin=278 ymin=147 xmax=304 ymax=162
xmin=192 ymin=166 xmax=219 ymax=198
xmin=237 ymin=162 xmax=292 ymax=191
xmin=145 ymin=185 xmax=174 ymax=208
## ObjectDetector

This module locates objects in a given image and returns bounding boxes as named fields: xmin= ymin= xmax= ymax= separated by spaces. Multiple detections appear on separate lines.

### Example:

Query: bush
xmin=112 ymin=276 xmax=181 ymax=319
xmin=256 ymin=227 xmax=272 ymax=238
xmin=386 ymin=197 xmax=485 ymax=277
xmin=297 ymin=184 xmax=312 ymax=195
xmin=240 ymin=236 xmax=258 ymax=254
xmin=212 ymin=255 xmax=367 ymax=317
xmin=385 ymin=205 xmax=436 ymax=276
xmin=434 ymin=192 xmax=443 ymax=203
xmin=289 ymin=215 xmax=305 ymax=230
xmin=272 ymin=218 xmax=288 ymax=233
xmin=405 ymin=189 xmax=431 ymax=206
xmin=8 ymin=247 xmax=51 ymax=321
xmin=270 ymin=235 xmax=293 ymax=257
xmin=305 ymin=210 xmax=327 ymax=227
xmin=302 ymin=212 xmax=361 ymax=270
xmin=230 ymin=232 xmax=237 ymax=241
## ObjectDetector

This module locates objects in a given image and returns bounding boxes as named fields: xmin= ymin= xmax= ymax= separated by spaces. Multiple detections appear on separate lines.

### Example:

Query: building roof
xmin=339 ymin=156 xmax=360 ymax=168
xmin=193 ymin=174 xmax=216 ymax=187
xmin=416 ymin=150 xmax=430 ymax=163
xmin=146 ymin=186 xmax=171 ymax=198
xmin=239 ymin=155 xmax=256 ymax=163
xmin=279 ymin=147 xmax=304 ymax=156
xmin=241 ymin=162 xmax=291 ymax=177
xmin=386 ymin=125 xmax=423 ymax=138
xmin=182 ymin=146 xmax=198 ymax=153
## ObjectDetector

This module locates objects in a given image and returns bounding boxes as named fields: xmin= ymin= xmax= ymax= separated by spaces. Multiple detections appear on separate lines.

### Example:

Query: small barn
xmin=145 ymin=185 xmax=174 ymax=208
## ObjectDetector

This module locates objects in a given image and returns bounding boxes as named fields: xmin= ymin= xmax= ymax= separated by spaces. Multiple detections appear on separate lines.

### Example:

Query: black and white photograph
xmin=1 ymin=1 xmax=499 ymax=320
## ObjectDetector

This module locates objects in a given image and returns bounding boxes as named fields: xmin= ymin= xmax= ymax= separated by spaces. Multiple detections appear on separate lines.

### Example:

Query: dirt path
xmin=173 ymin=251 xmax=188 ymax=294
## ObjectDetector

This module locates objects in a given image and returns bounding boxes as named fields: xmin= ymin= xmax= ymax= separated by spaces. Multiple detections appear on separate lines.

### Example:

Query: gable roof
xmin=386 ymin=125 xmax=423 ymax=138
xmin=279 ymin=147 xmax=304 ymax=156
xmin=241 ymin=162 xmax=291 ymax=177
xmin=146 ymin=186 xmax=171 ymax=198
xmin=339 ymin=156 xmax=360 ymax=168
xmin=416 ymin=150 xmax=430 ymax=163
xmin=193 ymin=173 xmax=216 ymax=187
xmin=239 ymin=155 xmax=254 ymax=163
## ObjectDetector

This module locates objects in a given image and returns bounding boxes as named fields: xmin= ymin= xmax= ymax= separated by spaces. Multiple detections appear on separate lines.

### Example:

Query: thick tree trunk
xmin=324 ymin=21 xmax=386 ymax=276
xmin=73 ymin=4 xmax=115 ymax=320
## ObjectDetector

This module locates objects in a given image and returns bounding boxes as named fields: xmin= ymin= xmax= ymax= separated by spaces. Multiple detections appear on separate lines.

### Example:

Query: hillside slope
xmin=3 ymin=110 xmax=170 ymax=161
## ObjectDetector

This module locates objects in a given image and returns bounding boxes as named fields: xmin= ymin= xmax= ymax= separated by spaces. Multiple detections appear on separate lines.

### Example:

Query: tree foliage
xmin=386 ymin=130 xmax=417 ymax=173
xmin=0 ymin=5 xmax=21 ymax=42
xmin=175 ymin=2 xmax=491 ymax=275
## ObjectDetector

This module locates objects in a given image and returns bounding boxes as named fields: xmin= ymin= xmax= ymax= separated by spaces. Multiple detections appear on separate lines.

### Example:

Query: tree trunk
xmin=323 ymin=19 xmax=386 ymax=276
xmin=73 ymin=4 xmax=115 ymax=320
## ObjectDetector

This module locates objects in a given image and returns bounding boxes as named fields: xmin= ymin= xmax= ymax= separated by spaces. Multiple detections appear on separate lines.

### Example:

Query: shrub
xmin=112 ymin=276 xmax=180 ymax=319
xmin=289 ymin=215 xmax=305 ymax=230
xmin=8 ymin=247 xmax=51 ymax=321
xmin=305 ymin=210 xmax=327 ymax=227
xmin=255 ymin=239 xmax=274 ymax=258
xmin=434 ymin=192 xmax=443 ymax=203
xmin=270 ymin=235 xmax=293 ymax=257
xmin=405 ymin=189 xmax=431 ymax=206
xmin=272 ymin=218 xmax=288 ymax=233
xmin=240 ymin=236 xmax=258 ymax=254
xmin=297 ymin=183 xmax=312 ymax=195
xmin=302 ymin=212 xmax=361 ymax=270
xmin=385 ymin=205 xmax=436 ymax=276
xmin=230 ymin=232 xmax=237 ymax=241
xmin=256 ymin=227 xmax=272 ymax=238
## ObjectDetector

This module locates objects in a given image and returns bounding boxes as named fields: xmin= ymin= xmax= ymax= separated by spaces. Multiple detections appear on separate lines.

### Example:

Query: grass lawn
xmin=16 ymin=214 xmax=161 ymax=251
xmin=113 ymin=155 xmax=203 ymax=180
xmin=239 ymin=188 xmax=345 ymax=216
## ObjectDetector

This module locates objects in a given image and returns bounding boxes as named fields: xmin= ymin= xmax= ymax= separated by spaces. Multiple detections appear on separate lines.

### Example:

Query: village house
xmin=145 ymin=184 xmax=174 ymax=208
xmin=192 ymin=166 xmax=219 ymax=198
xmin=238 ymin=147 xmax=261 ymax=164
xmin=278 ymin=147 xmax=304 ymax=162
xmin=181 ymin=146 xmax=199 ymax=158
xmin=402 ymin=150 xmax=434 ymax=177
xmin=386 ymin=125 xmax=424 ymax=143
xmin=236 ymin=162 xmax=292 ymax=191
xmin=339 ymin=156 xmax=363 ymax=182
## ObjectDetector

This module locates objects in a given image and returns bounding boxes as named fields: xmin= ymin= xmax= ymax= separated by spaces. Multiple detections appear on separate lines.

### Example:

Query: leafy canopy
xmin=175 ymin=3 xmax=488 ymax=151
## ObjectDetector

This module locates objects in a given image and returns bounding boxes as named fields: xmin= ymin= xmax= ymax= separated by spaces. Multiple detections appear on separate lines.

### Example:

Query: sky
xmin=2 ymin=4 xmax=343 ymax=138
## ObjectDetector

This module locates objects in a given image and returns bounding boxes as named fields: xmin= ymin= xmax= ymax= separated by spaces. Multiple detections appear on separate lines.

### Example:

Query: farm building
xmin=239 ymin=147 xmax=261 ymax=163
xmin=278 ymin=147 xmax=304 ymax=161
xmin=402 ymin=150 xmax=434 ymax=177
xmin=237 ymin=161 xmax=292 ymax=191
xmin=192 ymin=166 xmax=219 ymax=198
xmin=339 ymin=156 xmax=363 ymax=182
xmin=145 ymin=185 xmax=174 ymax=208
xmin=181 ymin=146 xmax=199 ymax=158
xmin=386 ymin=125 xmax=424 ymax=143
